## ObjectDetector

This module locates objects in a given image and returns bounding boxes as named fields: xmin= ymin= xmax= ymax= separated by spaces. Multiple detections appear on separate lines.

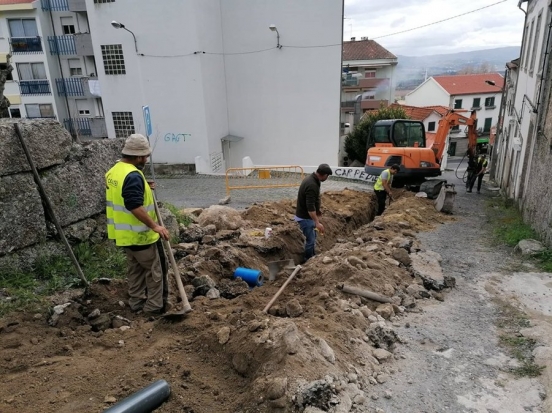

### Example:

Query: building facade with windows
xmin=0 ymin=0 xmax=107 ymax=138
xmin=341 ymin=38 xmax=397 ymax=131
xmin=405 ymin=73 xmax=505 ymax=155
xmin=84 ymin=0 xmax=343 ymax=170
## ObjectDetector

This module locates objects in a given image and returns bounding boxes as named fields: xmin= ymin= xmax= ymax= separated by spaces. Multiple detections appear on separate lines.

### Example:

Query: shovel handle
xmin=152 ymin=193 xmax=192 ymax=313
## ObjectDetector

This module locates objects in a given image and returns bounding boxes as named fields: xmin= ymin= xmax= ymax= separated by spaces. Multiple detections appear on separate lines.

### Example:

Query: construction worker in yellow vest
xmin=467 ymin=154 xmax=488 ymax=194
xmin=373 ymin=164 xmax=400 ymax=216
xmin=106 ymin=134 xmax=169 ymax=315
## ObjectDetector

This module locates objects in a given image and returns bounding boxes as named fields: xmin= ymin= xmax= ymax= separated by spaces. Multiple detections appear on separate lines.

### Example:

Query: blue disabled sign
xmin=142 ymin=105 xmax=153 ymax=137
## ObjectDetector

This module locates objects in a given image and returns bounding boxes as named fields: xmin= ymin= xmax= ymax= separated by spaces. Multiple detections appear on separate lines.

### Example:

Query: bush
xmin=344 ymin=106 xmax=410 ymax=164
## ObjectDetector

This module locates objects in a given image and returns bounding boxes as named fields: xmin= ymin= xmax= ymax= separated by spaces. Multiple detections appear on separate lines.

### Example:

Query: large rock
xmin=514 ymin=239 xmax=546 ymax=256
xmin=158 ymin=207 xmax=179 ymax=241
xmin=0 ymin=119 xmax=72 ymax=177
xmin=41 ymin=139 xmax=124 ymax=227
xmin=198 ymin=205 xmax=244 ymax=231
xmin=0 ymin=173 xmax=47 ymax=255
xmin=410 ymin=250 xmax=445 ymax=290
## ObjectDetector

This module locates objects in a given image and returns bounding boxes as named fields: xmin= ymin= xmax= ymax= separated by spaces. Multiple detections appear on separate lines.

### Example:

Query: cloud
xmin=344 ymin=0 xmax=525 ymax=55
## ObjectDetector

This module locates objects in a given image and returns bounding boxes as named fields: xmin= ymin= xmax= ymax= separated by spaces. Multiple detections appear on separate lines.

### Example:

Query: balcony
xmin=56 ymin=77 xmax=84 ymax=96
xmin=360 ymin=99 xmax=388 ymax=110
xmin=64 ymin=117 xmax=108 ymax=139
xmin=68 ymin=0 xmax=87 ymax=12
xmin=342 ymin=77 xmax=390 ymax=89
xmin=19 ymin=80 xmax=51 ymax=96
xmin=10 ymin=37 xmax=43 ymax=54
xmin=341 ymin=100 xmax=356 ymax=111
xmin=48 ymin=35 xmax=76 ymax=55
xmin=41 ymin=0 xmax=69 ymax=11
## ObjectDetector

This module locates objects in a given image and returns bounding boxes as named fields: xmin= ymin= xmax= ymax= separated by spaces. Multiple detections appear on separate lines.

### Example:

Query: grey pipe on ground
xmin=103 ymin=380 xmax=170 ymax=413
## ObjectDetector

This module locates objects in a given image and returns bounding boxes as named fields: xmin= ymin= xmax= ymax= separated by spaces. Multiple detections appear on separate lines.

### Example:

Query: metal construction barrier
xmin=225 ymin=165 xmax=304 ymax=195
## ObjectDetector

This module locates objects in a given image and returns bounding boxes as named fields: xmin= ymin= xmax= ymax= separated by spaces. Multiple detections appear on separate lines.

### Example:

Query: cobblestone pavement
xmin=155 ymin=175 xmax=373 ymax=209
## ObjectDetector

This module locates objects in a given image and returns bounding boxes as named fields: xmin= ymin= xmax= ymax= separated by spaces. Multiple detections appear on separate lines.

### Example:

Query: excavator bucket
xmin=434 ymin=183 xmax=456 ymax=214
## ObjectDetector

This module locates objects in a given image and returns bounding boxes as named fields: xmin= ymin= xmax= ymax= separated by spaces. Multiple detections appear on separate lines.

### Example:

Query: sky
xmin=343 ymin=0 xmax=526 ymax=56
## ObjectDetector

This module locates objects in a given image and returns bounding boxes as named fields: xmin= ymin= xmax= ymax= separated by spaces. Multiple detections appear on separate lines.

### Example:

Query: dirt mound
xmin=0 ymin=189 xmax=455 ymax=413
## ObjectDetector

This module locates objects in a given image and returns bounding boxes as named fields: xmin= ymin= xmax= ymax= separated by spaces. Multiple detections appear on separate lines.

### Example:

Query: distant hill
xmin=396 ymin=46 xmax=520 ymax=89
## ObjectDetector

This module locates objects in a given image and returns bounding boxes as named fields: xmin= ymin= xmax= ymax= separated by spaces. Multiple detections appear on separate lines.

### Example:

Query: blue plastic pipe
xmin=234 ymin=267 xmax=264 ymax=287
xmin=103 ymin=380 xmax=170 ymax=413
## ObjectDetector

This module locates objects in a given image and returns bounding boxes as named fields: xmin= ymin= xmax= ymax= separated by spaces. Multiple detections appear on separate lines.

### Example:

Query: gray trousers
xmin=125 ymin=243 xmax=165 ymax=313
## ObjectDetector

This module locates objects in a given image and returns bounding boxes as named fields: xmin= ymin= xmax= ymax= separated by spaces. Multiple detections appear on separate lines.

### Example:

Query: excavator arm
xmin=432 ymin=110 xmax=478 ymax=164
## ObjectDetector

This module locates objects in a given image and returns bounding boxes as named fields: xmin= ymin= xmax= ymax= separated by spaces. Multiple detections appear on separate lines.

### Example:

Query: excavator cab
xmin=367 ymin=120 xmax=426 ymax=149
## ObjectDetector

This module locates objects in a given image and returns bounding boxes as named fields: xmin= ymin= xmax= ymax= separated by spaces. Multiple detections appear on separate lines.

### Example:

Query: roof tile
xmin=432 ymin=73 xmax=505 ymax=96
xmin=343 ymin=40 xmax=396 ymax=61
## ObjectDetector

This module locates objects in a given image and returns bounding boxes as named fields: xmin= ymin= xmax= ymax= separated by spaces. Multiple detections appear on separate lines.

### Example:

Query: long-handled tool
xmin=263 ymin=265 xmax=302 ymax=313
xmin=142 ymin=135 xmax=191 ymax=316
xmin=151 ymin=194 xmax=192 ymax=316
xmin=14 ymin=124 xmax=89 ymax=288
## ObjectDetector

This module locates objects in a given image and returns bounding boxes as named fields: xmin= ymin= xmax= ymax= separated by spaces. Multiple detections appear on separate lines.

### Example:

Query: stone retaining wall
xmin=0 ymin=119 xmax=124 ymax=262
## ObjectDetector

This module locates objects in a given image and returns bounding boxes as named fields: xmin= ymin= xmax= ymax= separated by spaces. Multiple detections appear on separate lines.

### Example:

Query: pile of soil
xmin=0 ymin=189 xmax=454 ymax=413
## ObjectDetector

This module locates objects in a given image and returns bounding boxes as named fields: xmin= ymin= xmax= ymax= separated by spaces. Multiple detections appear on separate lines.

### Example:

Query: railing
xmin=19 ymin=80 xmax=51 ymax=95
xmin=64 ymin=118 xmax=91 ymax=136
xmin=41 ymin=0 xmax=69 ymax=10
xmin=56 ymin=78 xmax=84 ymax=96
xmin=225 ymin=165 xmax=304 ymax=196
xmin=341 ymin=100 xmax=356 ymax=108
xmin=48 ymin=35 xmax=76 ymax=55
xmin=10 ymin=37 xmax=43 ymax=54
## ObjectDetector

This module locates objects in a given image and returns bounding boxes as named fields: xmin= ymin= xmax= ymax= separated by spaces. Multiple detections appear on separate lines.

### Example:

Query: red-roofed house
xmin=405 ymin=73 xmax=505 ymax=154
xmin=341 ymin=38 xmax=398 ymax=131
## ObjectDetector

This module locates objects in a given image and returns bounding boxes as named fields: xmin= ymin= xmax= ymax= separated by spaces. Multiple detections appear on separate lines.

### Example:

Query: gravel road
xmin=370 ymin=158 xmax=546 ymax=413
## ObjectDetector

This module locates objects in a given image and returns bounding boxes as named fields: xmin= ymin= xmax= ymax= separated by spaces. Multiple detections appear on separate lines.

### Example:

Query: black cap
xmin=317 ymin=163 xmax=333 ymax=176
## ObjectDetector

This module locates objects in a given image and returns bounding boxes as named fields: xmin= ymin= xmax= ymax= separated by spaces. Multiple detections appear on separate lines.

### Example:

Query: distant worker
xmin=105 ymin=134 xmax=170 ymax=315
xmin=467 ymin=154 xmax=488 ymax=194
xmin=373 ymin=164 xmax=400 ymax=215
xmin=295 ymin=163 xmax=333 ymax=263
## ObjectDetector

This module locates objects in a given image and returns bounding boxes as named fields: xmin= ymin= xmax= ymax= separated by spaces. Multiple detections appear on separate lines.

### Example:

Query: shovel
xmin=152 ymin=193 xmax=192 ymax=318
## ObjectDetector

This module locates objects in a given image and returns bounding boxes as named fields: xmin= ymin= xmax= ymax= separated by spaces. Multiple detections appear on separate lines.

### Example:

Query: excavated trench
xmin=6 ymin=189 xmax=423 ymax=413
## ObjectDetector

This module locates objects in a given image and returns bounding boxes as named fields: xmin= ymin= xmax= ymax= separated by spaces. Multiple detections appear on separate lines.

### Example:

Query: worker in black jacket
xmin=294 ymin=163 xmax=333 ymax=263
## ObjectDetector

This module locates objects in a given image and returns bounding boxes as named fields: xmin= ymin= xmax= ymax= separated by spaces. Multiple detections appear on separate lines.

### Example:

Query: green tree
xmin=344 ymin=106 xmax=410 ymax=164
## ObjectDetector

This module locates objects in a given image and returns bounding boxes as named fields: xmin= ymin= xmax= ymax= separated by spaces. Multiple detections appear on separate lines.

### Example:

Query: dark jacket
xmin=295 ymin=173 xmax=321 ymax=219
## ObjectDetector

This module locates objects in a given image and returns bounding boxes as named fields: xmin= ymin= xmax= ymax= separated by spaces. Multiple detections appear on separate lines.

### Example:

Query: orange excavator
xmin=364 ymin=110 xmax=478 ymax=187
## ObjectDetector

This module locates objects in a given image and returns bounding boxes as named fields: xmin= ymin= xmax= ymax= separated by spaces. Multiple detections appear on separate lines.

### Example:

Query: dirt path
xmin=369 ymin=160 xmax=549 ymax=413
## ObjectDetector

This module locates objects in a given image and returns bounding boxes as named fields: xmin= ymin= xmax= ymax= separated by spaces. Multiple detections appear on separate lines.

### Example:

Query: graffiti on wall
xmin=332 ymin=167 xmax=377 ymax=183
xmin=164 ymin=133 xmax=191 ymax=143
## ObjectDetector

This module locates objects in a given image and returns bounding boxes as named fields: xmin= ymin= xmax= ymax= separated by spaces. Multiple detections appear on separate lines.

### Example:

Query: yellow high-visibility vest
xmin=374 ymin=169 xmax=392 ymax=191
xmin=105 ymin=162 xmax=159 ymax=247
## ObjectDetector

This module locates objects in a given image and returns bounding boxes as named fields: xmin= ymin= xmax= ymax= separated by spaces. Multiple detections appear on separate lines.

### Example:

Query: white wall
xmin=405 ymin=78 xmax=449 ymax=107
xmin=221 ymin=0 xmax=342 ymax=168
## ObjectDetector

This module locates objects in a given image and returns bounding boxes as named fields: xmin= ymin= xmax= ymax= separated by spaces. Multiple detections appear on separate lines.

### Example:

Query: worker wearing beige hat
xmin=105 ymin=134 xmax=169 ymax=315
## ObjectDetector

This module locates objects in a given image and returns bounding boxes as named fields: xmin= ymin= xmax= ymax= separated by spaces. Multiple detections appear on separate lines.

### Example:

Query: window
xmin=112 ymin=111 xmax=135 ymax=138
xmin=525 ymin=19 xmax=535 ymax=71
xmin=25 ymin=103 xmax=55 ymax=118
xmin=483 ymin=118 xmax=492 ymax=133
xmin=365 ymin=70 xmax=376 ymax=78
xmin=17 ymin=62 xmax=47 ymax=80
xmin=101 ymin=44 xmax=125 ymax=75
xmin=454 ymin=99 xmax=462 ymax=109
xmin=79 ymin=109 xmax=90 ymax=115
xmin=61 ymin=17 xmax=76 ymax=35
xmin=530 ymin=12 xmax=542 ymax=74
xmin=451 ymin=125 xmax=460 ymax=133
xmin=427 ymin=121 xmax=436 ymax=132
xmin=10 ymin=107 xmax=21 ymax=118
xmin=484 ymin=97 xmax=495 ymax=108
xmin=521 ymin=24 xmax=529 ymax=69
xmin=94 ymin=0 xmax=115 ymax=3
xmin=472 ymin=98 xmax=481 ymax=108
xmin=70 ymin=67 xmax=82 ymax=76
xmin=8 ymin=19 xmax=39 ymax=37
xmin=0 ymin=64 xmax=13 ymax=81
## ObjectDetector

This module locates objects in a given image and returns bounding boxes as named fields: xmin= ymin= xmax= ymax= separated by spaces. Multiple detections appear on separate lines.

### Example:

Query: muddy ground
xmin=1 ymin=171 xmax=551 ymax=413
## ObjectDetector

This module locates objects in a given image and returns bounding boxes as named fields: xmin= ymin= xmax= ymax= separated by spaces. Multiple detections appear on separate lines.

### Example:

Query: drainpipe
xmin=46 ymin=0 xmax=74 ymax=140
xmin=534 ymin=3 xmax=552 ymax=115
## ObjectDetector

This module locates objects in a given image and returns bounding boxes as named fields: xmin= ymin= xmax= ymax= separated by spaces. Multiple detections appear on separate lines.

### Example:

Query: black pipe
xmin=103 ymin=380 xmax=170 ymax=413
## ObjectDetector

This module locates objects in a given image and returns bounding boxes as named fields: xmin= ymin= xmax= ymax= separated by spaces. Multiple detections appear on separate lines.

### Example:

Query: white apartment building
xmin=406 ymin=73 xmax=505 ymax=155
xmin=84 ymin=0 xmax=343 ymax=171
xmin=0 ymin=0 xmax=106 ymax=138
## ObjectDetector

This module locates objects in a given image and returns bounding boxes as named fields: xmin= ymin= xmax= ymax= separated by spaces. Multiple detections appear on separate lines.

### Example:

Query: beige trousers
xmin=125 ymin=243 xmax=164 ymax=313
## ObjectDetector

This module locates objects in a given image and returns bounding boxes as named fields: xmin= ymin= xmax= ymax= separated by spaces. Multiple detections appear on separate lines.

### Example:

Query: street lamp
xmin=269 ymin=24 xmax=282 ymax=49
xmin=111 ymin=20 xmax=138 ymax=54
